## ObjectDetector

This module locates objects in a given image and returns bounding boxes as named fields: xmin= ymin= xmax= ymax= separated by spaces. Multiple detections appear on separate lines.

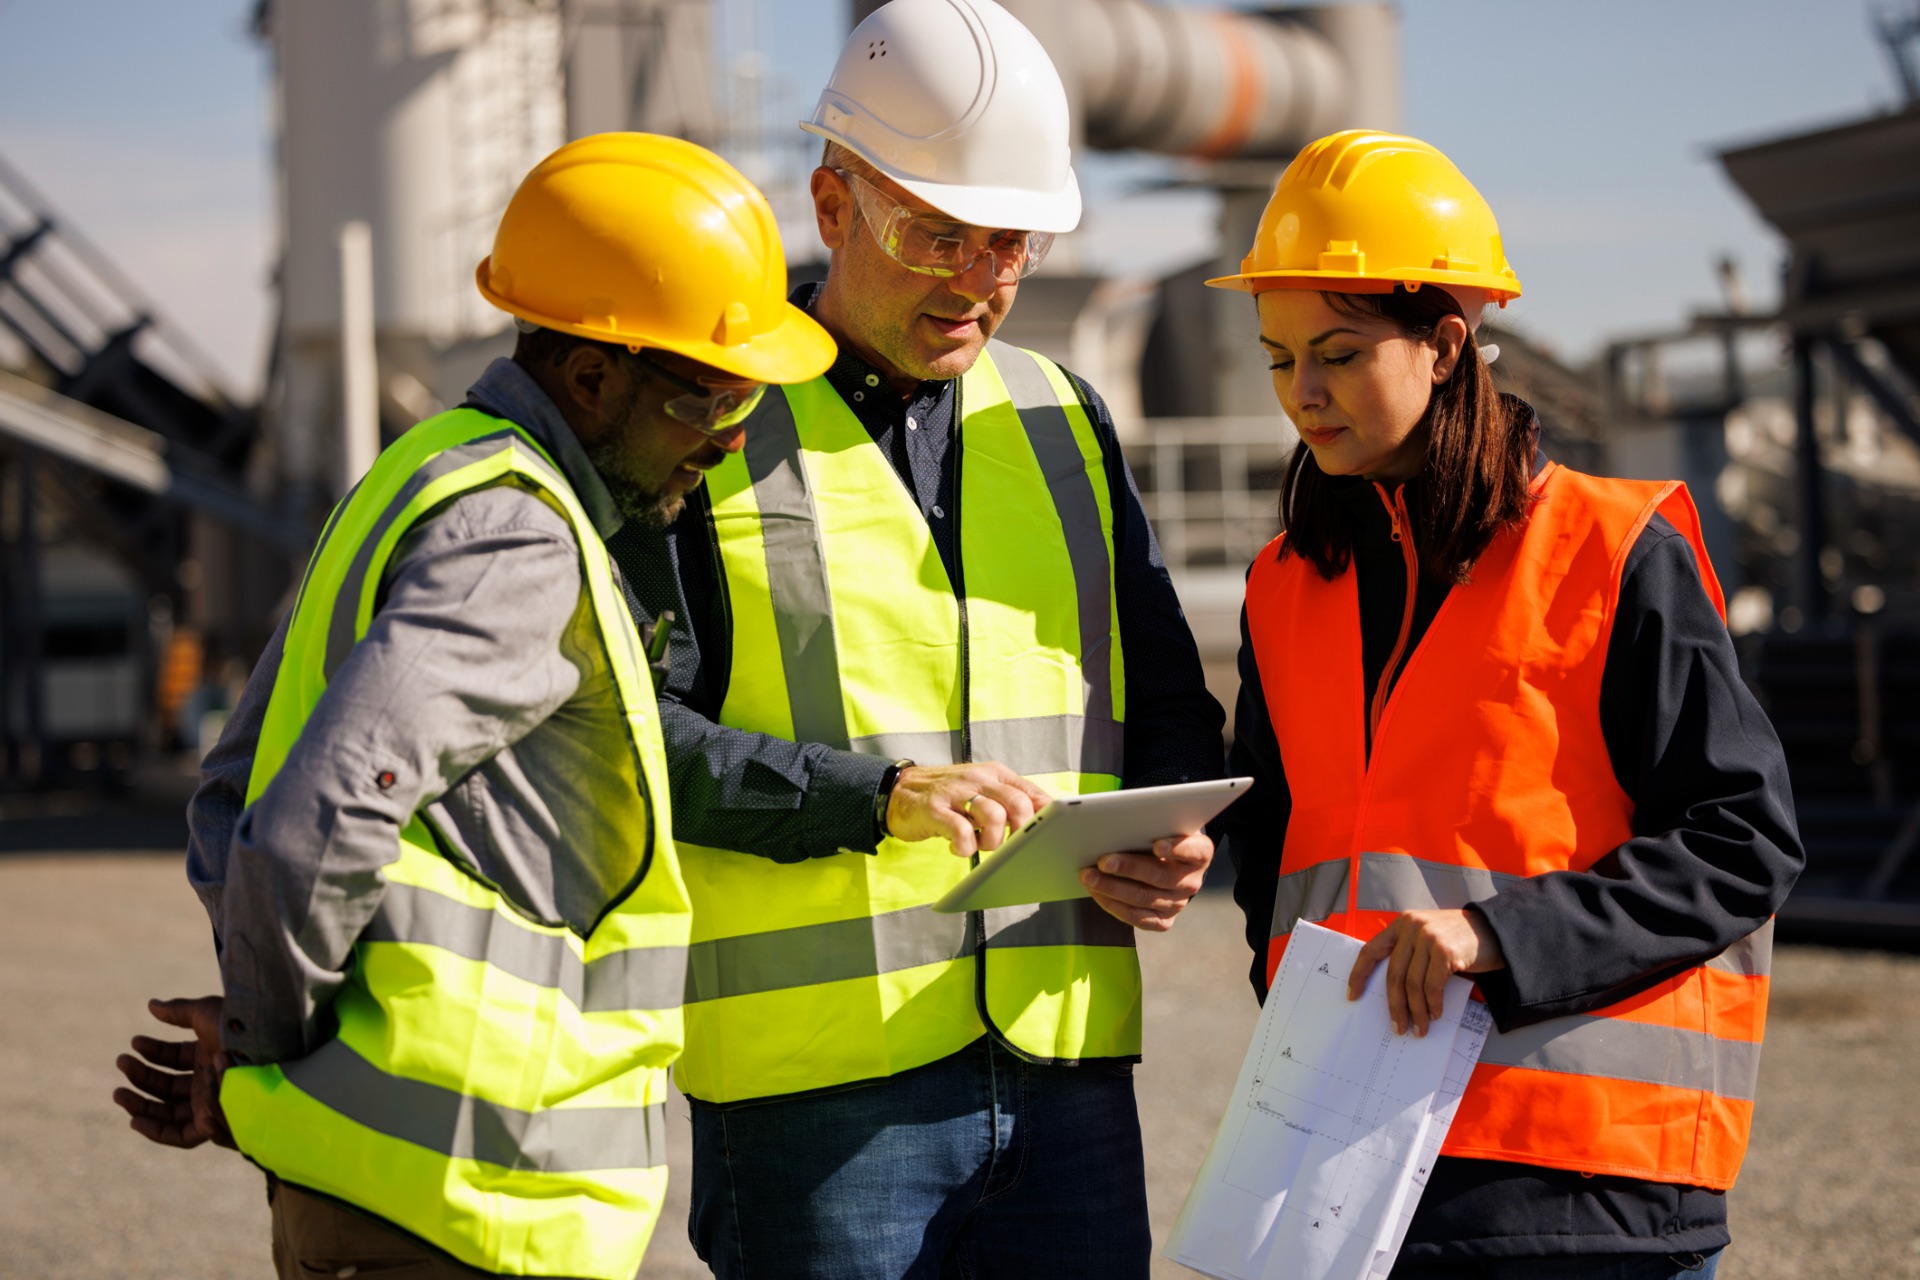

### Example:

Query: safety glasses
xmin=838 ymin=170 xmax=1052 ymax=283
xmin=628 ymin=351 xmax=767 ymax=436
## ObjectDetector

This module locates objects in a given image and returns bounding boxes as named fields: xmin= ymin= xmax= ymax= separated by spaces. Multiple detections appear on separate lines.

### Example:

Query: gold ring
xmin=963 ymin=793 xmax=982 ymax=816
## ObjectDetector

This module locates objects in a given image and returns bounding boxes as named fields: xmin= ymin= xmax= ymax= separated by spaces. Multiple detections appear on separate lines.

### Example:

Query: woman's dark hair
xmin=1277 ymin=285 xmax=1535 ymax=584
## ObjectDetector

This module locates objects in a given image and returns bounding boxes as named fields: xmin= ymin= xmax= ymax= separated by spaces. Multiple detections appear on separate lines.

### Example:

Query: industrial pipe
xmin=850 ymin=0 xmax=1398 ymax=161
xmin=1071 ymin=0 xmax=1359 ymax=158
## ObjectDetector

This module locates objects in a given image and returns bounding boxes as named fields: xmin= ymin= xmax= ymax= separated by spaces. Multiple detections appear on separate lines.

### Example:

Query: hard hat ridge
xmin=1210 ymin=129 xmax=1522 ymax=306
xmin=801 ymin=0 xmax=1082 ymax=234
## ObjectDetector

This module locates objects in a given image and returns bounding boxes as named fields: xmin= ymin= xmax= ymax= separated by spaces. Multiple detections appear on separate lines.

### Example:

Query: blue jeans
xmin=1391 ymin=1250 xmax=1722 ymax=1279
xmin=687 ymin=1034 xmax=1151 ymax=1279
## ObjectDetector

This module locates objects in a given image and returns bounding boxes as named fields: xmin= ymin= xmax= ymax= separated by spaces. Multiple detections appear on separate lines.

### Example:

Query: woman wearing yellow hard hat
xmin=1210 ymin=131 xmax=1802 ymax=1277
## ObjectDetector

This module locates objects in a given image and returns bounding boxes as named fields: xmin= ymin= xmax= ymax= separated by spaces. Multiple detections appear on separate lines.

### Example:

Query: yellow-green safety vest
xmin=675 ymin=342 xmax=1140 ymax=1104
xmin=221 ymin=407 xmax=693 ymax=1280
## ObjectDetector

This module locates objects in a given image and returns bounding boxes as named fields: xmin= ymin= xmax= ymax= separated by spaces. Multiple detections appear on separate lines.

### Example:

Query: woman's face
xmin=1255 ymin=290 xmax=1466 ymax=482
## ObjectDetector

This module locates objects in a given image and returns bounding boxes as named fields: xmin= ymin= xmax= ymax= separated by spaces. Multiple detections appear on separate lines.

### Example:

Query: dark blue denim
xmin=1391 ymin=1249 xmax=1722 ymax=1279
xmin=687 ymin=1034 xmax=1151 ymax=1279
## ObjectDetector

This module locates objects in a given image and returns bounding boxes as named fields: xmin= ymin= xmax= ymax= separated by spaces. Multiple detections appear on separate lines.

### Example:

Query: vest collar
xmin=465 ymin=357 xmax=624 ymax=541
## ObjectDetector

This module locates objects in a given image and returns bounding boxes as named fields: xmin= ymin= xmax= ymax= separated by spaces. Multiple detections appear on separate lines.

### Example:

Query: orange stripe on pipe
xmin=1192 ymin=9 xmax=1263 ymax=160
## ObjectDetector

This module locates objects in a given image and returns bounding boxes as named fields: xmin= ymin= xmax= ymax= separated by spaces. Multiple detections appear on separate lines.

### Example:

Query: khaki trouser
xmin=268 ymin=1179 xmax=496 ymax=1279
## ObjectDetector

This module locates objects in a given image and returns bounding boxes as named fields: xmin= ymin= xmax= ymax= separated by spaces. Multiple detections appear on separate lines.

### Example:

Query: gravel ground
xmin=3 ymin=852 xmax=1916 ymax=1278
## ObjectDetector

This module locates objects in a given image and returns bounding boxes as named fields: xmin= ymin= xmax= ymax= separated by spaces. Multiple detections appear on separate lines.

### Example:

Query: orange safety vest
xmin=1245 ymin=462 xmax=1768 ymax=1190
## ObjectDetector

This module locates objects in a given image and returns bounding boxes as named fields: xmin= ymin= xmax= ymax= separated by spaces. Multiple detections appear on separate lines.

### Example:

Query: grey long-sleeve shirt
xmin=188 ymin=358 xmax=647 ymax=1065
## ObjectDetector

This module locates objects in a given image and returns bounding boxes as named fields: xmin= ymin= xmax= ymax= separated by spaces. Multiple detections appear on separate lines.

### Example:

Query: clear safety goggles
xmin=628 ymin=350 xmax=766 ymax=436
xmin=839 ymin=170 xmax=1053 ymax=283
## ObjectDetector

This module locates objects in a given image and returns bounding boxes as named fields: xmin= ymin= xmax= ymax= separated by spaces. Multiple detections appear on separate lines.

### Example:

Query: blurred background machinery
xmin=1 ymin=0 xmax=1917 ymax=938
xmin=1600 ymin=62 xmax=1920 ymax=937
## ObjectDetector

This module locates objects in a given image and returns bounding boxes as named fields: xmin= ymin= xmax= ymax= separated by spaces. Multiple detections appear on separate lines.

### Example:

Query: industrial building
xmin=2 ymin=0 xmax=1917 ymax=938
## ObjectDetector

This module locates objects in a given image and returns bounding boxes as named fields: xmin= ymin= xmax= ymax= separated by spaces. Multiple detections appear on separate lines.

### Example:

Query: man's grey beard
xmin=586 ymin=436 xmax=681 ymax=529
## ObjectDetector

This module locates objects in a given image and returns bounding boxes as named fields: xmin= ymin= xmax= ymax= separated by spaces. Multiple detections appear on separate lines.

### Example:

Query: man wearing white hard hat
xmin=609 ymin=0 xmax=1224 ymax=1274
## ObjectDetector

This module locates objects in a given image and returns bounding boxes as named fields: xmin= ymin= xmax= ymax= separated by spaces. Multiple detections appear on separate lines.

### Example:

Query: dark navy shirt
xmin=609 ymin=288 xmax=1225 ymax=862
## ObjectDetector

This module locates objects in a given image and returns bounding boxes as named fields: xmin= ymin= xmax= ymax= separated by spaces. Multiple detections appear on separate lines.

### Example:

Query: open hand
xmin=112 ymin=995 xmax=234 ymax=1149
xmin=1078 ymin=831 xmax=1213 ymax=932
xmin=1347 ymin=909 xmax=1504 ymax=1037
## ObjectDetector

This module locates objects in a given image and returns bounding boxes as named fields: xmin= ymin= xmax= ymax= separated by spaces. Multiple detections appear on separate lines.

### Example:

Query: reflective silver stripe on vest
xmin=1480 ymin=1014 xmax=1763 ymax=1102
xmin=1267 ymin=852 xmax=1520 ymax=940
xmin=1273 ymin=855 xmax=1776 ymax=980
xmin=742 ymin=388 xmax=850 ymax=748
xmin=1355 ymin=852 xmax=1523 ymax=912
xmin=850 ymin=715 xmax=1124 ymax=777
xmin=281 ymin=1038 xmax=667 ymax=1171
xmin=1268 ymin=860 xmax=1353 ymax=939
xmin=1270 ymin=853 xmax=1522 ymax=938
xmin=1705 ymin=919 xmax=1774 ymax=977
xmin=987 ymin=341 xmax=1118 ymax=734
xmin=365 ymin=881 xmax=686 ymax=1013
xmin=684 ymin=903 xmax=974 ymax=1004
xmin=684 ymin=895 xmax=1135 ymax=1004
xmin=325 ymin=429 xmax=560 ymax=679
xmin=985 ymin=896 xmax=1136 ymax=950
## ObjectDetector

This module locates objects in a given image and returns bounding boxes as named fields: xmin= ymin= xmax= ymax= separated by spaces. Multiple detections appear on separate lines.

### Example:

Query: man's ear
xmin=1431 ymin=313 xmax=1470 ymax=384
xmin=558 ymin=344 xmax=615 ymax=418
xmin=812 ymin=166 xmax=853 ymax=252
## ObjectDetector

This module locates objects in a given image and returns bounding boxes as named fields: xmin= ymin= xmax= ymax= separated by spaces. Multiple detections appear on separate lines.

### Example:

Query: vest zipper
xmin=1366 ymin=481 xmax=1421 ymax=753
xmin=1343 ymin=481 xmax=1422 ymax=925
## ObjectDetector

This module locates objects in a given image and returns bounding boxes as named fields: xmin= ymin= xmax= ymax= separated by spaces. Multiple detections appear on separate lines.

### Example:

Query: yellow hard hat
xmin=476 ymin=132 xmax=835 ymax=384
xmin=1207 ymin=130 xmax=1521 ymax=305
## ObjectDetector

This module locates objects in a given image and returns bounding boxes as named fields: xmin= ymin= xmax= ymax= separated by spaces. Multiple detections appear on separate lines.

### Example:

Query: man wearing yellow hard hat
xmin=111 ymin=133 xmax=832 ymax=1280
xmin=610 ymin=1 xmax=1226 ymax=1276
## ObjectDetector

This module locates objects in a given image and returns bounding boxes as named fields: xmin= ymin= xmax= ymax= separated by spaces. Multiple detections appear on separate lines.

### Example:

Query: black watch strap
xmin=875 ymin=759 xmax=914 ymax=841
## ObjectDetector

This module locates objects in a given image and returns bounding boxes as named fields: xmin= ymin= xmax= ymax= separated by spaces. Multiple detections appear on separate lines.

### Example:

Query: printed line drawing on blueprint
xmin=1166 ymin=921 xmax=1491 ymax=1280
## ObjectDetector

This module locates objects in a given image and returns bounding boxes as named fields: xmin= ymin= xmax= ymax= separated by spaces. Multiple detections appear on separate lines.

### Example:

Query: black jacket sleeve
xmin=1467 ymin=518 xmax=1804 ymax=1029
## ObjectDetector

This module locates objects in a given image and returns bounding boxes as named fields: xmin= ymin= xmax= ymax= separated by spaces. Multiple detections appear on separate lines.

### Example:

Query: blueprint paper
xmin=1165 ymin=920 xmax=1492 ymax=1280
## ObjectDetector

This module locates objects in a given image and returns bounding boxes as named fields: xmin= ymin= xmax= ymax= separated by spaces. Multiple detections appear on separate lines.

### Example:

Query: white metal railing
xmin=1120 ymin=415 xmax=1298 ymax=575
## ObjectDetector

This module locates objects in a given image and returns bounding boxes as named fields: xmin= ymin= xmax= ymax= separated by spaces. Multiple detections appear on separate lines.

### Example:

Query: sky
xmin=0 ymin=0 xmax=1904 ymax=399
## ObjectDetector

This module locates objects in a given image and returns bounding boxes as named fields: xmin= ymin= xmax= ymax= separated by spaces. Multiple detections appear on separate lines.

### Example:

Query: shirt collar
xmin=790 ymin=280 xmax=950 ymax=408
xmin=464 ymin=356 xmax=624 ymax=541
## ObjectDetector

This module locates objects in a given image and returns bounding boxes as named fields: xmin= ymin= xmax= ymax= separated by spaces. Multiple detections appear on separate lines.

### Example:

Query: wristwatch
xmin=875 ymin=759 xmax=914 ymax=840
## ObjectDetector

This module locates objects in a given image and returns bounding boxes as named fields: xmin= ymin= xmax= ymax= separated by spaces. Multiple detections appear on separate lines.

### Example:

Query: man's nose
xmin=712 ymin=421 xmax=750 ymax=454
xmin=947 ymin=250 xmax=1002 ymax=303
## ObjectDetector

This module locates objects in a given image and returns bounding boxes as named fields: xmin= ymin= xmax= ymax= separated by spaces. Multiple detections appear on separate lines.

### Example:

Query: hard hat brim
xmin=800 ymin=121 xmax=1083 ymax=234
xmin=676 ymin=301 xmax=839 ymax=384
xmin=1204 ymin=268 xmax=1521 ymax=302
xmin=479 ymin=260 xmax=836 ymax=384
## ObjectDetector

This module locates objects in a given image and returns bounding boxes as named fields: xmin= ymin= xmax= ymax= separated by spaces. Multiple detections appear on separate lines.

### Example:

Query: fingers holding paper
xmin=1079 ymin=831 xmax=1214 ymax=932
xmin=1347 ymin=908 xmax=1505 ymax=1036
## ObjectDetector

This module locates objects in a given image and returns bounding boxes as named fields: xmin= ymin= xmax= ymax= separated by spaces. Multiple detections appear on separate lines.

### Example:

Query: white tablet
xmin=930 ymin=777 xmax=1254 ymax=914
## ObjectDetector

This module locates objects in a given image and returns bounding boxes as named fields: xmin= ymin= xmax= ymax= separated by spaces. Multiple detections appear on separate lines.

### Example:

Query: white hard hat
xmin=801 ymin=0 xmax=1082 ymax=234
